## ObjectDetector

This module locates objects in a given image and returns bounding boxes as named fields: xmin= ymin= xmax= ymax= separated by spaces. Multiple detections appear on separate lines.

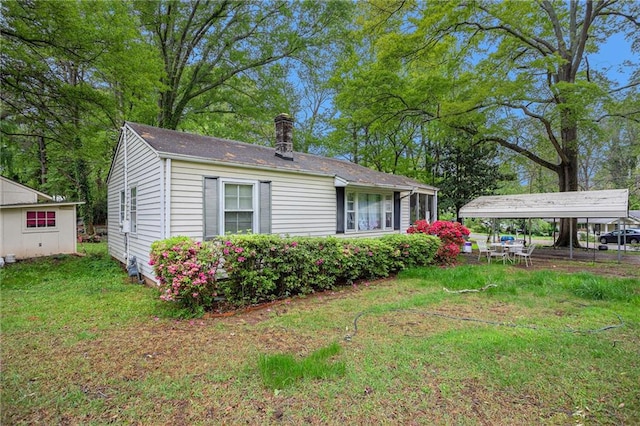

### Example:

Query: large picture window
xmin=346 ymin=191 xmax=392 ymax=232
xmin=224 ymin=183 xmax=254 ymax=234
xmin=26 ymin=211 xmax=56 ymax=228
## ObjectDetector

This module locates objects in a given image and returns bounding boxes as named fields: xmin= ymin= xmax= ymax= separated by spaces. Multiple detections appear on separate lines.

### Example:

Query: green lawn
xmin=2 ymin=243 xmax=639 ymax=424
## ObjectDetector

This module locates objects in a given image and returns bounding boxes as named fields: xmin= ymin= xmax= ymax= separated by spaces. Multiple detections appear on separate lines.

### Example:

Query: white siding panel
xmin=400 ymin=197 xmax=411 ymax=231
xmin=170 ymin=161 xmax=338 ymax=237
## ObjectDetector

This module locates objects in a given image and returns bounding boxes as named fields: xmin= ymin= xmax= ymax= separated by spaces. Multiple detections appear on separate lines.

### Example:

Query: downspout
xmin=159 ymin=158 xmax=165 ymax=239
xmin=122 ymin=126 xmax=130 ymax=264
xmin=569 ymin=219 xmax=573 ymax=260
xmin=165 ymin=158 xmax=172 ymax=238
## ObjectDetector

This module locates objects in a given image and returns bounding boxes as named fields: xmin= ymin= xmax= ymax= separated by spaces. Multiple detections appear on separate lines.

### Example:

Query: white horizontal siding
xmin=400 ymin=197 xmax=411 ymax=231
xmin=107 ymin=127 xmax=163 ymax=281
xmin=170 ymin=161 xmax=338 ymax=237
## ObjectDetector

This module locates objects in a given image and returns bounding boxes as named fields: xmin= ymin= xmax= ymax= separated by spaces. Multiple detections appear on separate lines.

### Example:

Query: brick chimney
xmin=274 ymin=113 xmax=293 ymax=161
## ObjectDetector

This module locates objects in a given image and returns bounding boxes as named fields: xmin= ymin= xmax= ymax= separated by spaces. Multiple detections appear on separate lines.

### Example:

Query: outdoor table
xmin=489 ymin=243 xmax=524 ymax=262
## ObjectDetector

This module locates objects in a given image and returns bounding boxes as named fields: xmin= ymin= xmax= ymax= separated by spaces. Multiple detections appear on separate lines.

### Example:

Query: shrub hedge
xmin=150 ymin=233 xmax=439 ymax=312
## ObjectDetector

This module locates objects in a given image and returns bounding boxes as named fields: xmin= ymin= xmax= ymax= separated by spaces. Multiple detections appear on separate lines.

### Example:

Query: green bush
xmin=150 ymin=233 xmax=439 ymax=312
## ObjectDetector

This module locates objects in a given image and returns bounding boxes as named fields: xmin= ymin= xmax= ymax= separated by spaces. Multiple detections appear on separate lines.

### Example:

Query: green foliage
xmin=150 ymin=234 xmax=439 ymax=311
xmin=258 ymin=342 xmax=345 ymax=390
xmin=1 ymin=0 xmax=162 ymax=227
xmin=217 ymin=233 xmax=439 ymax=306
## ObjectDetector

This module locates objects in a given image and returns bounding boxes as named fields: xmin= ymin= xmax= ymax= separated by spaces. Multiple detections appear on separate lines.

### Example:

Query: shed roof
xmin=459 ymin=189 xmax=629 ymax=219
xmin=125 ymin=122 xmax=437 ymax=192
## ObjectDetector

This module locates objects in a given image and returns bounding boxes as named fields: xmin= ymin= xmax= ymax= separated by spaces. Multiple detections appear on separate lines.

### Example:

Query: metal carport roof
xmin=459 ymin=189 xmax=629 ymax=219
xmin=459 ymin=189 xmax=630 ymax=261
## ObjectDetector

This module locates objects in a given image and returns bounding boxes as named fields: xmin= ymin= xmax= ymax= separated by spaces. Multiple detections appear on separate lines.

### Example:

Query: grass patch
xmin=2 ymin=245 xmax=639 ymax=424
xmin=258 ymin=342 xmax=346 ymax=389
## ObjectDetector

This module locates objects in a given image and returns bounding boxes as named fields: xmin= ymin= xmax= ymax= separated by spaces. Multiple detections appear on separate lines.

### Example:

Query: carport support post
xmin=569 ymin=219 xmax=573 ymax=259
xmin=618 ymin=218 xmax=622 ymax=263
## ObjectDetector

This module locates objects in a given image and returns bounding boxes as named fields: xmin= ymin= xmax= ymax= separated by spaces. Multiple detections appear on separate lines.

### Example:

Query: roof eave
xmin=0 ymin=201 xmax=85 ymax=209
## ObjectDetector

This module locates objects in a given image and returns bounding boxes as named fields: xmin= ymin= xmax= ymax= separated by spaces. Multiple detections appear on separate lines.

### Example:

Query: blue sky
xmin=589 ymin=32 xmax=636 ymax=87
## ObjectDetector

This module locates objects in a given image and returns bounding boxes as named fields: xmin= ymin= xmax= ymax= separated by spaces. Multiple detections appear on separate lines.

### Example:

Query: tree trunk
xmin=554 ymin=116 xmax=580 ymax=248
xmin=37 ymin=134 xmax=48 ymax=185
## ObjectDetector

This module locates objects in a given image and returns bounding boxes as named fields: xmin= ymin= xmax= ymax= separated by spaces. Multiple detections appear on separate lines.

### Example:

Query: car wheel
xmin=600 ymin=237 xmax=608 ymax=244
xmin=630 ymin=238 xmax=639 ymax=244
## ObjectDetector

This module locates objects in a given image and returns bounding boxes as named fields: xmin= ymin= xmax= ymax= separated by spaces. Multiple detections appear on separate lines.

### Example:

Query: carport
xmin=458 ymin=189 xmax=630 ymax=262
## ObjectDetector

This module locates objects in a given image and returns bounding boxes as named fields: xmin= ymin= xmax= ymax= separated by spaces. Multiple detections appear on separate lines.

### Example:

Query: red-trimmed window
xmin=26 ymin=211 xmax=56 ymax=228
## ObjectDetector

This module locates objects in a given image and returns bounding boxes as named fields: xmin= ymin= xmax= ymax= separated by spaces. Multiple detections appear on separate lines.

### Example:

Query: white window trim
xmin=119 ymin=190 xmax=125 ymax=224
xmin=130 ymin=186 xmax=138 ymax=234
xmin=219 ymin=178 xmax=259 ymax=235
xmin=345 ymin=190 xmax=394 ymax=233
xmin=23 ymin=209 xmax=59 ymax=233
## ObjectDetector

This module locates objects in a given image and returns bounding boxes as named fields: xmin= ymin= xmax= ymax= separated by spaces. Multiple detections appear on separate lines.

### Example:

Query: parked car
xmin=599 ymin=229 xmax=640 ymax=244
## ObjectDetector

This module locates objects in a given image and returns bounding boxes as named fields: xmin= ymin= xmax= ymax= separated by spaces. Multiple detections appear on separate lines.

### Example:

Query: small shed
xmin=459 ymin=189 xmax=630 ymax=259
xmin=0 ymin=176 xmax=83 ymax=260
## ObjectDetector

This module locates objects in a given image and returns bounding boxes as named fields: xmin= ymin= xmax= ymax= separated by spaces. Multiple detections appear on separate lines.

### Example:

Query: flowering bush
xmin=218 ymin=235 xmax=342 ymax=305
xmin=407 ymin=220 xmax=470 ymax=265
xmin=150 ymin=233 xmax=439 ymax=311
xmin=149 ymin=236 xmax=221 ymax=315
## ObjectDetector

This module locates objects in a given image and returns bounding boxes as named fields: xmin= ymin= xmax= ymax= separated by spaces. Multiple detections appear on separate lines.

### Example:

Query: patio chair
xmin=475 ymin=239 xmax=493 ymax=262
xmin=487 ymin=246 xmax=508 ymax=264
xmin=514 ymin=244 xmax=536 ymax=267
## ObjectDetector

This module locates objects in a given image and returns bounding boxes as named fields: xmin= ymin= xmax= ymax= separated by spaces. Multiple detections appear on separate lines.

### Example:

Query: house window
xmin=119 ymin=190 xmax=125 ymax=223
xmin=223 ymin=183 xmax=254 ymax=234
xmin=385 ymin=195 xmax=393 ymax=228
xmin=346 ymin=192 xmax=356 ymax=231
xmin=345 ymin=191 xmax=392 ymax=232
xmin=130 ymin=187 xmax=137 ymax=233
xmin=410 ymin=193 xmax=431 ymax=223
xmin=26 ymin=211 xmax=56 ymax=228
xmin=358 ymin=194 xmax=382 ymax=230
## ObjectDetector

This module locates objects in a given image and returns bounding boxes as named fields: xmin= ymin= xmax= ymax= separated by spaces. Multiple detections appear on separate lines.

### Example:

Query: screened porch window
xmin=410 ymin=193 xmax=432 ymax=223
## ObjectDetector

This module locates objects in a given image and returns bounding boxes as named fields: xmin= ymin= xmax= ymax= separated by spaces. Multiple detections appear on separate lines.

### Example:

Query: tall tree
xmin=1 ymin=0 xmax=162 ymax=228
xmin=135 ymin=0 xmax=351 ymax=131
xmin=346 ymin=0 xmax=640 ymax=246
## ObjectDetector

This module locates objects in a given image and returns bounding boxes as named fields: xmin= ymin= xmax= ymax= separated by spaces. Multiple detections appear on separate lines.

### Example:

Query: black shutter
xmin=259 ymin=181 xmax=271 ymax=234
xmin=394 ymin=191 xmax=401 ymax=230
xmin=336 ymin=187 xmax=345 ymax=233
xmin=203 ymin=177 xmax=218 ymax=239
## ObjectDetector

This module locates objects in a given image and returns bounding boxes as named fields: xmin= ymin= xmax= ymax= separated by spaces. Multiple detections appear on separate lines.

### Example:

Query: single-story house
xmin=106 ymin=114 xmax=438 ymax=282
xmin=0 ymin=176 xmax=83 ymax=260
xmin=575 ymin=210 xmax=640 ymax=234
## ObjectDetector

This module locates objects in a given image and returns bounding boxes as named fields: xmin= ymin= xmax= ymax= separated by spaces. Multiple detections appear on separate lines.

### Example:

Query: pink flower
xmin=291 ymin=241 xmax=298 ymax=247
xmin=234 ymin=247 xmax=244 ymax=253
xmin=237 ymin=256 xmax=246 ymax=262
xmin=225 ymin=240 xmax=233 ymax=246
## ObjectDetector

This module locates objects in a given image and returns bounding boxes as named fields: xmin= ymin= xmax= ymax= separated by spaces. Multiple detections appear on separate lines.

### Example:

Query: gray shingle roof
xmin=127 ymin=122 xmax=436 ymax=191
